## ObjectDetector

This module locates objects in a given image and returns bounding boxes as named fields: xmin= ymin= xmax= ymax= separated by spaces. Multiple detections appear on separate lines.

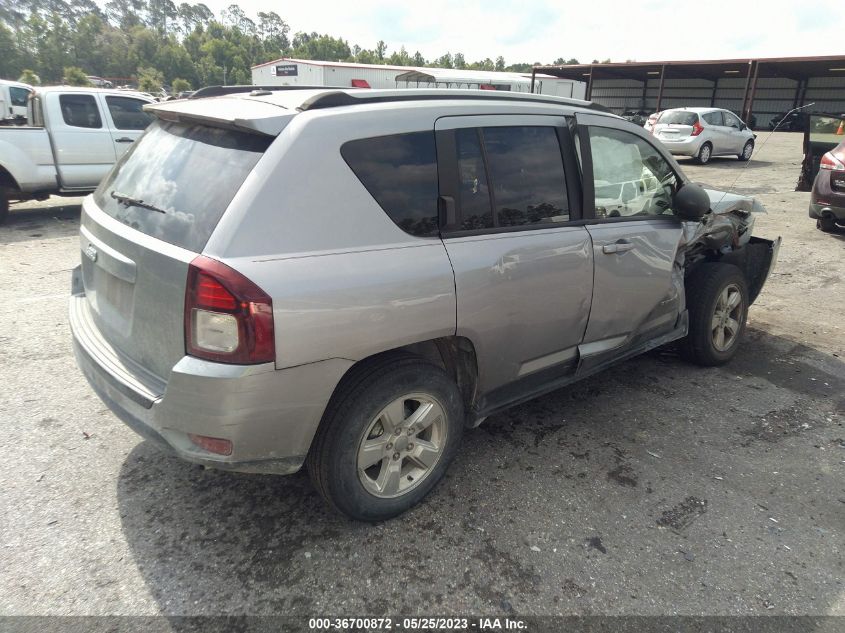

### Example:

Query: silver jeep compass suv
xmin=70 ymin=87 xmax=780 ymax=521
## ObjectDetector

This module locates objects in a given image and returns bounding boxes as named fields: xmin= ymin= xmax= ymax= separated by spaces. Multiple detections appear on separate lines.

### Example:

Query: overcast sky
xmin=199 ymin=0 xmax=844 ymax=65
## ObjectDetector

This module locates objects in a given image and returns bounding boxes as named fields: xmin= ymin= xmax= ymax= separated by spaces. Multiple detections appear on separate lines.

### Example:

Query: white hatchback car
xmin=650 ymin=108 xmax=755 ymax=164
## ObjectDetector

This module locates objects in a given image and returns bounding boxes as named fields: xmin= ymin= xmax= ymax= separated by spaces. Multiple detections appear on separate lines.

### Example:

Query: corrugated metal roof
xmin=536 ymin=55 xmax=845 ymax=81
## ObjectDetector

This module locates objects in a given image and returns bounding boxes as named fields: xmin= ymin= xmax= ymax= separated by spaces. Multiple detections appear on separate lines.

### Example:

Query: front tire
xmin=682 ymin=263 xmax=748 ymax=366
xmin=696 ymin=142 xmax=713 ymax=165
xmin=307 ymin=354 xmax=464 ymax=521
xmin=738 ymin=140 xmax=754 ymax=161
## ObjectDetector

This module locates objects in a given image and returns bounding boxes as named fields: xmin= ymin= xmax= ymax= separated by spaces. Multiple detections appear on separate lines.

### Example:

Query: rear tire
xmin=817 ymin=215 xmax=837 ymax=233
xmin=0 ymin=191 xmax=9 ymax=225
xmin=738 ymin=140 xmax=754 ymax=161
xmin=307 ymin=353 xmax=464 ymax=521
xmin=682 ymin=263 xmax=748 ymax=367
xmin=696 ymin=142 xmax=713 ymax=165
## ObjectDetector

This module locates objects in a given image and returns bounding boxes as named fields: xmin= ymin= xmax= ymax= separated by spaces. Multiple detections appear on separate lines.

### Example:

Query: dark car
xmin=810 ymin=135 xmax=845 ymax=232
xmin=769 ymin=111 xmax=807 ymax=132
xmin=621 ymin=109 xmax=650 ymax=127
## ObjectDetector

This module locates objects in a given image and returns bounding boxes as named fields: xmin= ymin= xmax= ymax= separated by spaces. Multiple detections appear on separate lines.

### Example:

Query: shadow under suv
xmin=70 ymin=87 xmax=780 ymax=520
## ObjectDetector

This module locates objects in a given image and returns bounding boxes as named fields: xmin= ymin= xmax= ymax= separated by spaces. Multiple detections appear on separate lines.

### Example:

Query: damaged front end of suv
xmin=678 ymin=187 xmax=781 ymax=305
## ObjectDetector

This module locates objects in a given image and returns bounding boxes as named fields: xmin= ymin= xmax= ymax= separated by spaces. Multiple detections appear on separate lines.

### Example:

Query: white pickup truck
xmin=0 ymin=87 xmax=154 ymax=223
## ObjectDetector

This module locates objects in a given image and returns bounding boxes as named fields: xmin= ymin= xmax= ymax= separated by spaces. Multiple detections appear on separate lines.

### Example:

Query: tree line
xmin=0 ymin=0 xmax=586 ymax=93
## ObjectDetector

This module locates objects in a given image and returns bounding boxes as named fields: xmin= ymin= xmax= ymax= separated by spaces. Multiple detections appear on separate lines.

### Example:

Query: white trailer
xmin=251 ymin=58 xmax=585 ymax=98
xmin=252 ymin=59 xmax=415 ymax=89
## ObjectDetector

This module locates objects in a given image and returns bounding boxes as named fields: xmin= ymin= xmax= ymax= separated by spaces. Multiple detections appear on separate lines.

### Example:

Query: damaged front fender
xmin=720 ymin=235 xmax=782 ymax=304
xmin=679 ymin=188 xmax=781 ymax=305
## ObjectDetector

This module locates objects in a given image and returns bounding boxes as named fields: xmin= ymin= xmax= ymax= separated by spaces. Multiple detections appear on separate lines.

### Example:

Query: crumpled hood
xmin=702 ymin=187 xmax=767 ymax=215
xmin=677 ymin=187 xmax=764 ymax=268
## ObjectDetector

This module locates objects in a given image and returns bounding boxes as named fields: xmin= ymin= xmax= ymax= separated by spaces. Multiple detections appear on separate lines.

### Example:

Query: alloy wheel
xmin=357 ymin=393 xmax=448 ymax=498
xmin=743 ymin=142 xmax=753 ymax=160
xmin=711 ymin=283 xmax=743 ymax=351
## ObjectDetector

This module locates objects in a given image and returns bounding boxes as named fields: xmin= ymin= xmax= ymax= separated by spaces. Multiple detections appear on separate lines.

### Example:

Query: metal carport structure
xmin=395 ymin=68 xmax=534 ymax=91
xmin=533 ymin=56 xmax=845 ymax=128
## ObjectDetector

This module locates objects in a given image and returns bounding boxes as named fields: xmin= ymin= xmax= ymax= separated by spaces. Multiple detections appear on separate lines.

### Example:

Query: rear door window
xmin=702 ymin=111 xmax=723 ymax=126
xmin=482 ymin=126 xmax=569 ymax=226
xmin=59 ymin=94 xmax=102 ymax=128
xmin=341 ymin=131 xmax=439 ymax=237
xmin=93 ymin=120 xmax=271 ymax=252
xmin=455 ymin=128 xmax=493 ymax=230
xmin=105 ymin=96 xmax=154 ymax=130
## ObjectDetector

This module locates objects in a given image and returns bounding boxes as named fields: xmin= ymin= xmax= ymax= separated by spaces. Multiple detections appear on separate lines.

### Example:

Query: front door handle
xmin=602 ymin=240 xmax=635 ymax=254
xmin=115 ymin=137 xmax=134 ymax=143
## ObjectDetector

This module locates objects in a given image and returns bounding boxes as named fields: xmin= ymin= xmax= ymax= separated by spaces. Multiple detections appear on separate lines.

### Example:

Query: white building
xmin=251 ymin=58 xmax=585 ymax=99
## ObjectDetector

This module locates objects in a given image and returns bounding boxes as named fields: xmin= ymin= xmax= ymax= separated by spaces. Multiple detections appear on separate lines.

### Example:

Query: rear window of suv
xmin=93 ymin=121 xmax=271 ymax=252
xmin=659 ymin=111 xmax=699 ymax=126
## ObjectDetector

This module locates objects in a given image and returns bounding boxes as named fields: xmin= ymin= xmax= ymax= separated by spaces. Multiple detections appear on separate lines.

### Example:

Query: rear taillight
xmin=820 ymin=151 xmax=845 ymax=171
xmin=691 ymin=119 xmax=704 ymax=136
xmin=185 ymin=255 xmax=275 ymax=364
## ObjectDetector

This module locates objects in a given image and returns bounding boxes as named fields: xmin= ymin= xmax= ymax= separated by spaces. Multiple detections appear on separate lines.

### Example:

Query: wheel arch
xmin=327 ymin=336 xmax=480 ymax=423
xmin=0 ymin=164 xmax=21 ymax=192
xmin=687 ymin=236 xmax=779 ymax=305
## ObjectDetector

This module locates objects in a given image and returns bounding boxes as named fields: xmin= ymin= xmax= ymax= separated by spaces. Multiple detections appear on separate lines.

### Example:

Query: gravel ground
xmin=0 ymin=132 xmax=842 ymax=618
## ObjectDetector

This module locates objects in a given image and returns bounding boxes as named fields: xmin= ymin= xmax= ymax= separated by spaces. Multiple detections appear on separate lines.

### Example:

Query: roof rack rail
xmin=190 ymin=85 xmax=349 ymax=99
xmin=298 ymin=90 xmax=612 ymax=114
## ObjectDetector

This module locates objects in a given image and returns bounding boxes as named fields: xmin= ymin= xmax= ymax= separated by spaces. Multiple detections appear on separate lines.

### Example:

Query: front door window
xmin=588 ymin=127 xmax=678 ymax=218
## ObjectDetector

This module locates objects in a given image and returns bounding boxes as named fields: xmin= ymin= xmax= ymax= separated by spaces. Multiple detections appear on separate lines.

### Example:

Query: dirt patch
xmin=657 ymin=496 xmax=708 ymax=532
xmin=607 ymin=463 xmax=639 ymax=488
xmin=740 ymin=402 xmax=815 ymax=445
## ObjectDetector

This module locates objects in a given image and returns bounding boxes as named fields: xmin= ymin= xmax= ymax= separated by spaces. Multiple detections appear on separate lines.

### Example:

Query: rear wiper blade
xmin=110 ymin=190 xmax=167 ymax=214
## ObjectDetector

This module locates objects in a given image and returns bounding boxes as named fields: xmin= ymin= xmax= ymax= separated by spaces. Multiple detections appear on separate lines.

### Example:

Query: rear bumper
xmin=69 ymin=273 xmax=352 ymax=474
xmin=657 ymin=136 xmax=702 ymax=157
xmin=809 ymin=202 xmax=845 ymax=221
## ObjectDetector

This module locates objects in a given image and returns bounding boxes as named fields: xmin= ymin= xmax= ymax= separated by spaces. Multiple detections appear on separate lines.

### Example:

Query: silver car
xmin=650 ymin=107 xmax=756 ymax=164
xmin=70 ymin=88 xmax=780 ymax=520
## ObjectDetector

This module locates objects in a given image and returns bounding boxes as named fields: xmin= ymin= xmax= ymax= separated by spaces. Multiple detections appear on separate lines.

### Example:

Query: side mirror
xmin=673 ymin=183 xmax=710 ymax=221
xmin=739 ymin=123 xmax=747 ymax=131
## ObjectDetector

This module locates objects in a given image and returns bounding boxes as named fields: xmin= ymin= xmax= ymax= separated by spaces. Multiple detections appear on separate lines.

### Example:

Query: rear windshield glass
xmin=93 ymin=120 xmax=271 ymax=252
xmin=659 ymin=111 xmax=699 ymax=126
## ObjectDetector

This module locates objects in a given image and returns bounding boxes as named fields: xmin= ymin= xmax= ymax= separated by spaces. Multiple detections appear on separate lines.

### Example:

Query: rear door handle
xmin=115 ymin=137 xmax=134 ymax=143
xmin=602 ymin=240 xmax=635 ymax=254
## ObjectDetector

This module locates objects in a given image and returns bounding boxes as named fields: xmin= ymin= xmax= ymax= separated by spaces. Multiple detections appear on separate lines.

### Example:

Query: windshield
xmin=93 ymin=120 xmax=271 ymax=252
xmin=659 ymin=111 xmax=698 ymax=126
